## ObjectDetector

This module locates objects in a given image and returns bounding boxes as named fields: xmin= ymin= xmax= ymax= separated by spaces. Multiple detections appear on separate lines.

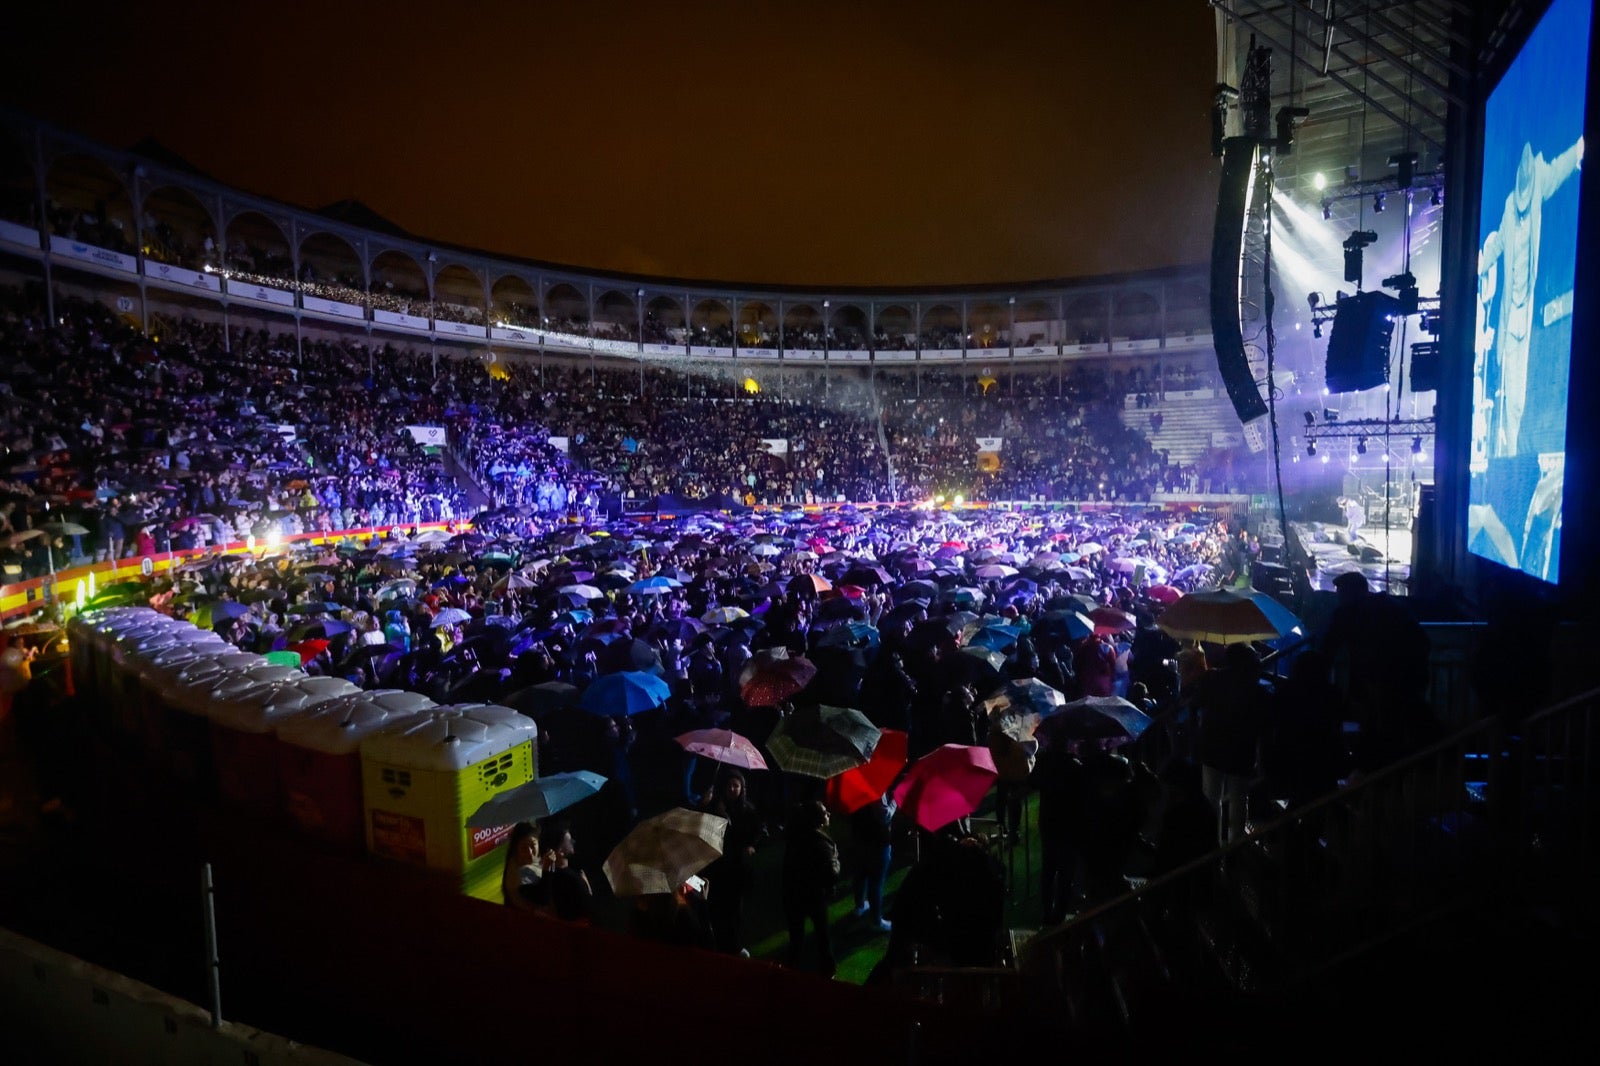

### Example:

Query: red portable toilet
xmin=134 ymin=632 xmax=231 ymax=762
xmin=158 ymin=652 xmax=265 ymax=780
xmin=209 ymin=676 xmax=363 ymax=819
xmin=169 ymin=663 xmax=299 ymax=789
xmin=276 ymin=689 xmax=438 ymax=849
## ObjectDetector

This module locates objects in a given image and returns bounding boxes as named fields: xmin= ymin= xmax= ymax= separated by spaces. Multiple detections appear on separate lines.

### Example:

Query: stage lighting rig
xmin=1303 ymin=410 xmax=1316 ymax=428
xmin=1301 ymin=417 xmax=1435 ymax=455
xmin=1275 ymin=105 xmax=1310 ymax=154
xmin=1373 ymin=192 xmax=1386 ymax=213
xmin=1387 ymin=151 xmax=1418 ymax=189
xmin=1343 ymin=230 xmax=1378 ymax=285
xmin=1381 ymin=271 xmax=1419 ymax=314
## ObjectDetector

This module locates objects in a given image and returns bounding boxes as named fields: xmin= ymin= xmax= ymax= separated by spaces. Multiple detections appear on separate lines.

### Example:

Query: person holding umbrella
xmin=781 ymin=799 xmax=841 ymax=978
xmin=698 ymin=768 xmax=767 ymax=955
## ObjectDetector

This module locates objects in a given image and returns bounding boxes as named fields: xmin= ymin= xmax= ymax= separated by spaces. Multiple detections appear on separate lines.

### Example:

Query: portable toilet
xmin=359 ymin=704 xmax=537 ymax=900
xmin=134 ymin=632 xmax=232 ymax=762
xmin=69 ymin=608 xmax=156 ymax=701
xmin=109 ymin=626 xmax=194 ymax=743
xmin=92 ymin=618 xmax=175 ymax=727
xmin=276 ymin=690 xmax=438 ymax=850
xmin=209 ymin=676 xmax=362 ymax=819
xmin=156 ymin=651 xmax=266 ymax=778
xmin=168 ymin=663 xmax=298 ymax=789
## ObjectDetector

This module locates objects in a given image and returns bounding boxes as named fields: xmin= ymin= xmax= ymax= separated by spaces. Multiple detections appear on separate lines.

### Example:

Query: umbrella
xmin=825 ymin=728 xmax=908 ymax=814
xmin=787 ymin=573 xmax=833 ymax=597
xmin=493 ymin=572 xmax=537 ymax=593
xmin=464 ymin=771 xmax=608 ymax=827
xmin=892 ymin=744 xmax=999 ymax=832
xmin=814 ymin=621 xmax=881 ymax=652
xmin=675 ymin=729 xmax=768 ymax=771
xmin=210 ymin=601 xmax=252 ymax=622
xmin=702 ymin=606 xmax=749 ymax=625
xmin=1035 ymin=695 xmax=1153 ymax=750
xmin=502 ymin=681 xmax=580 ymax=717
xmin=738 ymin=653 xmax=818 ymax=707
xmin=1 ymin=529 xmax=46 ymax=548
xmin=431 ymin=607 xmax=473 ymax=628
xmin=557 ymin=584 xmax=605 ymax=600
xmin=42 ymin=521 xmax=90 ymax=537
xmin=1240 ymin=589 xmax=1306 ymax=639
xmin=290 ymin=618 xmax=352 ymax=640
xmin=1089 ymin=606 xmax=1137 ymax=636
xmin=579 ymin=670 xmax=671 ymax=716
xmin=983 ymin=677 xmax=1068 ymax=720
xmin=1154 ymin=589 xmax=1281 ymax=645
xmin=974 ymin=563 xmax=1019 ymax=580
xmin=1146 ymin=584 xmax=1183 ymax=605
xmin=988 ymin=715 xmax=1041 ymax=782
xmin=603 ymin=807 xmax=728 ymax=897
xmin=766 ymin=704 xmax=881 ymax=778
xmin=627 ymin=576 xmax=682 ymax=595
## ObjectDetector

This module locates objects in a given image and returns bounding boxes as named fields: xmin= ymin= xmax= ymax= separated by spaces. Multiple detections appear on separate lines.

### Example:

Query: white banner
xmin=737 ymin=347 xmax=779 ymax=360
xmin=829 ymin=349 xmax=872 ymax=362
xmin=1113 ymin=338 xmax=1162 ymax=352
xmin=549 ymin=436 xmax=569 ymax=454
xmin=758 ymin=438 xmax=789 ymax=456
xmin=491 ymin=325 xmax=537 ymax=344
xmin=0 ymin=220 xmax=40 ymax=249
xmin=920 ymin=348 xmax=965 ymax=362
xmin=373 ymin=308 xmax=433 ymax=332
xmin=406 ymin=425 xmax=448 ymax=446
xmin=50 ymin=235 xmax=138 ymax=274
xmin=435 ymin=318 xmax=487 ymax=338
xmin=643 ymin=342 xmax=681 ymax=356
xmin=1164 ymin=332 xmax=1212 ymax=350
xmin=1014 ymin=344 xmax=1057 ymax=359
xmin=783 ymin=349 xmax=824 ymax=361
xmin=975 ymin=437 xmax=1004 ymax=452
xmin=227 ymin=278 xmax=296 ymax=307
xmin=546 ymin=331 xmax=595 ymax=352
xmin=302 ymin=294 xmax=365 ymax=319
xmin=874 ymin=350 xmax=916 ymax=362
xmin=1068 ymin=342 xmax=1106 ymax=354
xmin=690 ymin=345 xmax=733 ymax=359
xmin=144 ymin=260 xmax=222 ymax=292
xmin=592 ymin=337 xmax=639 ymax=355
xmin=276 ymin=424 xmax=298 ymax=440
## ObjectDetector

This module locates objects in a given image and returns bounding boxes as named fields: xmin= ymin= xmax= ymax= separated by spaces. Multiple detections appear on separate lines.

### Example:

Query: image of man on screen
xmin=1477 ymin=135 xmax=1584 ymax=459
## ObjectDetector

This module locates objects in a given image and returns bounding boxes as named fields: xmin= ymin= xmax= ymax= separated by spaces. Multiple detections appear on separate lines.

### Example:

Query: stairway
xmin=440 ymin=446 xmax=494 ymax=512
xmin=1119 ymin=394 xmax=1241 ymax=466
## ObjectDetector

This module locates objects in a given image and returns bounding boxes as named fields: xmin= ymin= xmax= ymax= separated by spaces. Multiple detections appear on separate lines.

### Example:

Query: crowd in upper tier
xmin=0 ymin=284 xmax=1263 ymax=580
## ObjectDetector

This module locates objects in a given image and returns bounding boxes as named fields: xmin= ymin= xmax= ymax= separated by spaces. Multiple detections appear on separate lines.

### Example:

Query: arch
xmin=224 ymin=209 xmax=294 ymax=285
xmin=44 ymin=152 xmax=135 ymax=254
xmin=544 ymin=282 xmax=588 ymax=332
xmin=1164 ymin=278 xmax=1208 ymax=336
xmin=737 ymin=299 xmax=777 ymax=347
xmin=1112 ymin=288 xmax=1160 ymax=340
xmin=141 ymin=185 xmax=216 ymax=270
xmin=490 ymin=274 xmax=539 ymax=328
xmin=689 ymin=298 xmax=732 ymax=347
xmin=783 ymin=303 xmax=823 ymax=349
xmin=873 ymin=303 xmax=914 ymax=350
xmin=433 ymin=263 xmax=484 ymax=324
xmin=966 ymin=299 xmax=1008 ymax=350
xmin=919 ymin=303 xmax=961 ymax=349
xmin=1012 ymin=297 xmax=1057 ymax=348
xmin=643 ymin=294 xmax=684 ymax=344
xmin=298 ymin=231 xmax=364 ymax=298
xmin=1063 ymin=292 xmax=1108 ymax=345
xmin=371 ymin=249 xmax=429 ymax=316
xmin=827 ymin=302 xmax=869 ymax=349
xmin=0 ymin=131 xmax=38 ymax=227
xmin=593 ymin=289 xmax=638 ymax=342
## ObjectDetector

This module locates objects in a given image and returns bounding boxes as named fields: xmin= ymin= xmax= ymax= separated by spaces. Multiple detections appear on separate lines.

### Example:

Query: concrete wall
xmin=0 ymin=927 xmax=364 ymax=1066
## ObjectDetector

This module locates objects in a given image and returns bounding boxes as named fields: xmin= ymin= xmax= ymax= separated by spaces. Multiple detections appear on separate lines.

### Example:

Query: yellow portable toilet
xmin=359 ymin=703 xmax=537 ymax=900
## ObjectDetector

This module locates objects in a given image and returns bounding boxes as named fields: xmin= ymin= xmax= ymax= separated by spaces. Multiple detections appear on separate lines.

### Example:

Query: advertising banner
xmin=50 ymin=235 xmax=137 ymax=274
xmin=144 ymin=260 xmax=222 ymax=292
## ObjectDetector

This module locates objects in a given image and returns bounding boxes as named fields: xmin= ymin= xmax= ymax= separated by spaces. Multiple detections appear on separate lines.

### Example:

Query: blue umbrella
xmin=815 ymin=620 xmax=881 ymax=651
xmin=966 ymin=624 xmax=1022 ymax=653
xmin=580 ymin=670 xmax=672 ymax=716
xmin=627 ymin=576 xmax=682 ymax=595
xmin=211 ymin=601 xmax=252 ymax=622
xmin=464 ymin=771 xmax=608 ymax=826
xmin=1241 ymin=589 xmax=1306 ymax=641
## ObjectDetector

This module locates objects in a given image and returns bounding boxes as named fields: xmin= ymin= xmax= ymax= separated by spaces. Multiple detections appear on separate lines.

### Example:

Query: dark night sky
xmin=3 ymin=1 xmax=1219 ymax=288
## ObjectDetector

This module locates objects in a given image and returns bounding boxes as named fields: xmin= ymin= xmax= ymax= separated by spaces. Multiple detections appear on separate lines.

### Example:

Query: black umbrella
xmin=596 ymin=637 xmax=661 ymax=675
xmin=502 ymin=681 xmax=580 ymax=718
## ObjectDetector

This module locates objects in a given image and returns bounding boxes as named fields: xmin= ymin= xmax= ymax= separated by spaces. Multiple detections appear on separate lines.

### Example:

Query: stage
xmin=1292 ymin=519 xmax=1414 ymax=595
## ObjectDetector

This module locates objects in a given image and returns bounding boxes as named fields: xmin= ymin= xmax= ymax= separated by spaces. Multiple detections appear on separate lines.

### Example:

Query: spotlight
xmin=1313 ymin=324 xmax=1322 ymax=339
xmin=1323 ymin=407 xmax=1339 ymax=422
xmin=1373 ymin=192 xmax=1386 ymax=213
xmin=1304 ymin=411 xmax=1316 ymax=428
xmin=1313 ymin=172 xmax=1327 ymax=190
xmin=1357 ymin=437 xmax=1368 ymax=455
xmin=1307 ymin=440 xmax=1317 ymax=457
xmin=1321 ymin=453 xmax=1330 ymax=464
xmin=1412 ymin=437 xmax=1423 ymax=454
xmin=1307 ymin=292 xmax=1322 ymax=310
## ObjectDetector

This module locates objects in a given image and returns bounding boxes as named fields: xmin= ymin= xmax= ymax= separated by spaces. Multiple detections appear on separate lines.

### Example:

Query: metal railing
xmin=1011 ymin=683 xmax=1600 ymax=1034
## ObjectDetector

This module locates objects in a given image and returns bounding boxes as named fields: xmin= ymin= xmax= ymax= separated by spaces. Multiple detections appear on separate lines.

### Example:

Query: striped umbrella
xmin=767 ymin=705 xmax=881 ymax=778
xmin=604 ymin=808 xmax=728 ymax=897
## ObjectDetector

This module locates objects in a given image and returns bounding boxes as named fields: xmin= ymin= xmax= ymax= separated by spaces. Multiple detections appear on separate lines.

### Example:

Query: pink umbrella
xmin=675 ymin=728 xmax=768 ymax=771
xmin=892 ymin=743 xmax=998 ymax=832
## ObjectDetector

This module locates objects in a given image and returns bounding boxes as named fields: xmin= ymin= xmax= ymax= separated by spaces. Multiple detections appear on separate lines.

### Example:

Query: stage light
xmin=1323 ymin=407 xmax=1339 ymax=422
xmin=1313 ymin=324 xmax=1322 ymax=338
xmin=1307 ymin=441 xmax=1317 ymax=456
xmin=1357 ymin=437 xmax=1367 ymax=455
xmin=1313 ymin=172 xmax=1327 ymax=190
xmin=1321 ymin=453 xmax=1330 ymax=464
xmin=1373 ymin=192 xmax=1386 ymax=213
xmin=1322 ymin=200 xmax=1333 ymax=220
xmin=1303 ymin=411 xmax=1316 ymax=428
xmin=1307 ymin=292 xmax=1322 ymax=309
xmin=1412 ymin=437 xmax=1423 ymax=454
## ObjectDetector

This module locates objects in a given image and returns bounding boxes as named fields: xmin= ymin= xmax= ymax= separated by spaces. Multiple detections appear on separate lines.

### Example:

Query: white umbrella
xmin=431 ymin=607 xmax=472 ymax=628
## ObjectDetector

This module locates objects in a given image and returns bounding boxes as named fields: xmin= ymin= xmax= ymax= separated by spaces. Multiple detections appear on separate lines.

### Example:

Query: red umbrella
xmin=826 ymin=728 xmax=908 ymax=814
xmin=738 ymin=654 xmax=818 ymax=707
xmin=833 ymin=584 xmax=867 ymax=601
xmin=1089 ymin=606 xmax=1137 ymax=635
xmin=1145 ymin=584 xmax=1183 ymax=605
xmin=288 ymin=639 xmax=330 ymax=664
xmin=892 ymin=743 xmax=998 ymax=832
xmin=675 ymin=728 xmax=768 ymax=771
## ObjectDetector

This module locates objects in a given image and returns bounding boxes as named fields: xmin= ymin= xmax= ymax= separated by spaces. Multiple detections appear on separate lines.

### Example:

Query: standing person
xmin=1195 ymin=644 xmax=1270 ymax=847
xmin=781 ymin=799 xmax=841 ymax=978
xmin=536 ymin=817 xmax=593 ymax=922
xmin=700 ymin=769 xmax=766 ymax=955
xmin=849 ymin=792 xmax=895 ymax=932
xmin=1342 ymin=495 xmax=1365 ymax=541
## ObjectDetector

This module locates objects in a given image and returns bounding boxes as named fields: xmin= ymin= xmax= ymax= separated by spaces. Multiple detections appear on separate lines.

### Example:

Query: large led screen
xmin=1469 ymin=0 xmax=1590 ymax=583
